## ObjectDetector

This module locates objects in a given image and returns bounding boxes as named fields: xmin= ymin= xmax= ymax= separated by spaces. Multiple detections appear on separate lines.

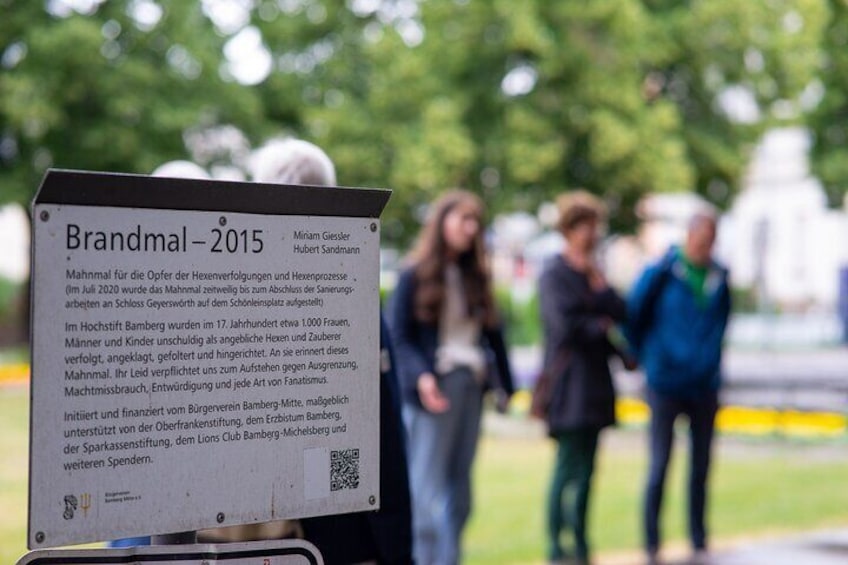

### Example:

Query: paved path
xmin=711 ymin=528 xmax=848 ymax=564
xmin=595 ymin=527 xmax=848 ymax=564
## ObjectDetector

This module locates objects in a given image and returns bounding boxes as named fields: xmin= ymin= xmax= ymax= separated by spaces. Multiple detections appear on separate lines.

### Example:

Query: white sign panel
xmin=17 ymin=540 xmax=323 ymax=565
xmin=30 ymin=177 xmax=383 ymax=548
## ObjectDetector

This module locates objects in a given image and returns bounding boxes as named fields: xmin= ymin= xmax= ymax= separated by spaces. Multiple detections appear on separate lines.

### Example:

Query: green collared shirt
xmin=680 ymin=251 xmax=709 ymax=307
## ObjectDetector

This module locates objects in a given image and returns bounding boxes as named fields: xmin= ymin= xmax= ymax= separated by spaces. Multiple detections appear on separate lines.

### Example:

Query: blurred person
xmin=150 ymin=160 xmax=211 ymax=180
xmin=242 ymin=137 xmax=413 ymax=564
xmin=626 ymin=210 xmax=730 ymax=565
xmin=388 ymin=190 xmax=514 ymax=565
xmin=537 ymin=191 xmax=627 ymax=565
xmin=249 ymin=137 xmax=337 ymax=186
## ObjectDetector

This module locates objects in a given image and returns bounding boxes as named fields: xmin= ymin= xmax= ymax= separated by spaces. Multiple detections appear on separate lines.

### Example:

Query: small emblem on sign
xmin=81 ymin=493 xmax=92 ymax=517
xmin=63 ymin=495 xmax=78 ymax=520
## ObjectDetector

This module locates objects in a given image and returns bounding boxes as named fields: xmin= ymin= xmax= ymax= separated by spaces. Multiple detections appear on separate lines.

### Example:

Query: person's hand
xmin=494 ymin=390 xmax=510 ymax=414
xmin=622 ymin=355 xmax=639 ymax=372
xmin=587 ymin=263 xmax=608 ymax=292
xmin=417 ymin=373 xmax=450 ymax=413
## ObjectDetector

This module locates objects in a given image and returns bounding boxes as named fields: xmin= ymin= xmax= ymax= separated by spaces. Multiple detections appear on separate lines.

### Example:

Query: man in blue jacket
xmin=626 ymin=210 xmax=731 ymax=565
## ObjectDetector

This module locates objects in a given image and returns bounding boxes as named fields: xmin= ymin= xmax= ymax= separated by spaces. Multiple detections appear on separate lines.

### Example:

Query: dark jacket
xmin=625 ymin=246 xmax=731 ymax=399
xmin=388 ymin=266 xmax=515 ymax=407
xmin=538 ymin=255 xmax=627 ymax=433
xmin=300 ymin=313 xmax=413 ymax=565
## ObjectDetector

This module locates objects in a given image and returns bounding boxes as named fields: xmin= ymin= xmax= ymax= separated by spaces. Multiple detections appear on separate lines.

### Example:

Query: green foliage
xmin=811 ymin=0 xmax=848 ymax=206
xmin=193 ymin=0 xmax=837 ymax=238
xmin=495 ymin=287 xmax=541 ymax=347
xmin=0 ymin=345 xmax=27 ymax=365
xmin=0 ymin=0 xmax=839 ymax=244
xmin=0 ymin=1 xmax=264 ymax=206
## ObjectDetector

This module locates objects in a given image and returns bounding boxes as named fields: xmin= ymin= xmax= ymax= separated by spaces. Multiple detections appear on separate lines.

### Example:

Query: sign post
xmin=28 ymin=169 xmax=388 ymax=548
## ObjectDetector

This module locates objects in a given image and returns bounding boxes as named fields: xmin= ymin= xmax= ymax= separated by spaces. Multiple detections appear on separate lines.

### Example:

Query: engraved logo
xmin=63 ymin=495 xmax=78 ymax=520
xmin=80 ymin=492 xmax=92 ymax=517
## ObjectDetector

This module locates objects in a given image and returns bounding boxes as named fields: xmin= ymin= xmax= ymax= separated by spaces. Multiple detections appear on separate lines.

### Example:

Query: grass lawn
xmin=2 ymin=387 xmax=848 ymax=564
xmin=0 ymin=347 xmax=28 ymax=365
xmin=464 ymin=418 xmax=848 ymax=564
xmin=1 ymin=386 xmax=29 ymax=565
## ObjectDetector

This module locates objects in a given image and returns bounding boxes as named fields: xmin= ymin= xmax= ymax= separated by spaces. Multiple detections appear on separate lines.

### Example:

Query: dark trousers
xmin=644 ymin=387 xmax=718 ymax=553
xmin=547 ymin=428 xmax=600 ymax=561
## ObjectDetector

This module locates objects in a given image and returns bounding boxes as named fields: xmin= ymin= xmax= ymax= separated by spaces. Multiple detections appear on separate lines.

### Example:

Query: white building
xmin=725 ymin=128 xmax=848 ymax=310
xmin=626 ymin=128 xmax=848 ymax=312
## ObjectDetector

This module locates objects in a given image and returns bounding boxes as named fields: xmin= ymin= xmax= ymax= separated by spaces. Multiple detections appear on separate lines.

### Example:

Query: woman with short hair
xmin=538 ymin=190 xmax=627 ymax=565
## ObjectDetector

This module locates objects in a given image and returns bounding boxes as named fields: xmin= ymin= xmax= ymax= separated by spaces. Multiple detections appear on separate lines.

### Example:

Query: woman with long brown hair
xmin=389 ymin=190 xmax=514 ymax=565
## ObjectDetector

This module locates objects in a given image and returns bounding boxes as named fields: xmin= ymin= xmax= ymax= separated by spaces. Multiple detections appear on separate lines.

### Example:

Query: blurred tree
xmin=0 ymin=0 xmax=264 ymax=208
xmin=500 ymin=0 xmax=697 ymax=230
xmin=810 ymin=0 xmax=848 ymax=207
xmin=0 ymin=0 xmax=830 ymax=242
xmin=252 ymin=0 xmax=827 ymax=238
xmin=643 ymin=0 xmax=827 ymax=210
xmin=0 ymin=0 xmax=265 ymax=341
xmin=251 ymin=0 xmax=487 ymax=241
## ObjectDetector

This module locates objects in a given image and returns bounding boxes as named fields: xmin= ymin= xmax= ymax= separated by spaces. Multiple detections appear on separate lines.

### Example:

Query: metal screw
xmin=370 ymin=222 xmax=377 ymax=232
xmin=217 ymin=512 xmax=225 ymax=523
xmin=369 ymin=495 xmax=376 ymax=505
xmin=35 ymin=531 xmax=45 ymax=543
xmin=219 ymin=216 xmax=227 ymax=226
xmin=40 ymin=210 xmax=50 ymax=222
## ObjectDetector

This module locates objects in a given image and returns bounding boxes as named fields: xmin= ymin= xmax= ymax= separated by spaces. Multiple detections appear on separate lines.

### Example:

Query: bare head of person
xmin=151 ymin=160 xmax=210 ymax=180
xmin=685 ymin=209 xmax=718 ymax=267
xmin=250 ymin=138 xmax=336 ymax=186
xmin=556 ymin=190 xmax=606 ymax=254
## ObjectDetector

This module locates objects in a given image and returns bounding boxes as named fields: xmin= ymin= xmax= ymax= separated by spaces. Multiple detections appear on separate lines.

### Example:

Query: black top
xmin=388 ymin=266 xmax=514 ymax=408
xmin=34 ymin=169 xmax=390 ymax=217
xmin=538 ymin=254 xmax=627 ymax=433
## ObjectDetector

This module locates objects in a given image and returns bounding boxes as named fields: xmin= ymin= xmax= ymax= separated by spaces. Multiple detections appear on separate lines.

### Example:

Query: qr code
xmin=330 ymin=448 xmax=360 ymax=491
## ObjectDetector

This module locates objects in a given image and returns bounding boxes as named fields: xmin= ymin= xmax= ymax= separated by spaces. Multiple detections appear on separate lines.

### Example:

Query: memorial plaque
xmin=29 ymin=170 xmax=388 ymax=548
xmin=17 ymin=539 xmax=323 ymax=565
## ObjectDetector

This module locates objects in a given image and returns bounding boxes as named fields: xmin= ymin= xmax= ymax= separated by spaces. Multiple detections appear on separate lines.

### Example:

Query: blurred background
xmin=2 ymin=1 xmax=848 ymax=563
